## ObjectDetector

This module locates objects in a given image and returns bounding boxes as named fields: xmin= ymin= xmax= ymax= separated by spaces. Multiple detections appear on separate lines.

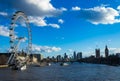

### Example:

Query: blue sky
xmin=0 ymin=0 xmax=120 ymax=57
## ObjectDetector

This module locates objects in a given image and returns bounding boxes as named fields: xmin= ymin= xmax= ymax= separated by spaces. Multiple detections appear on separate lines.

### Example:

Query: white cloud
xmin=26 ymin=0 xmax=55 ymax=12
xmin=0 ymin=25 xmax=18 ymax=38
xmin=28 ymin=16 xmax=61 ymax=28
xmin=0 ymin=12 xmax=8 ymax=16
xmin=28 ymin=16 xmax=47 ymax=26
xmin=117 ymin=5 xmax=120 ymax=10
xmin=48 ymin=23 xmax=60 ymax=29
xmin=32 ymin=44 xmax=61 ymax=53
xmin=80 ymin=6 xmax=120 ymax=25
xmin=58 ymin=19 xmax=64 ymax=24
xmin=5 ymin=0 xmax=61 ymax=17
xmin=0 ymin=25 xmax=9 ymax=37
xmin=72 ymin=6 xmax=81 ymax=11
xmin=60 ymin=7 xmax=67 ymax=11
xmin=0 ymin=0 xmax=66 ymax=28
xmin=117 ymin=5 xmax=120 ymax=13
xmin=109 ymin=48 xmax=120 ymax=54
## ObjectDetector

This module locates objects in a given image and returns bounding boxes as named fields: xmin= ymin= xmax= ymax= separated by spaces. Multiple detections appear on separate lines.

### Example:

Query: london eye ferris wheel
xmin=8 ymin=11 xmax=32 ymax=70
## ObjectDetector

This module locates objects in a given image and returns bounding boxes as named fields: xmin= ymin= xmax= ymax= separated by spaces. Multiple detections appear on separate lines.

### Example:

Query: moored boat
xmin=20 ymin=65 xmax=27 ymax=71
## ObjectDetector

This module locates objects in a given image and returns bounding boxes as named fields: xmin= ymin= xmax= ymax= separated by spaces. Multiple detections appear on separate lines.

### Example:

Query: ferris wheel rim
xmin=9 ymin=11 xmax=32 ymax=55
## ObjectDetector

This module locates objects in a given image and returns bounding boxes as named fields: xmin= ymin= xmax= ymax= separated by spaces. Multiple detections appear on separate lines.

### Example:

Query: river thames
xmin=0 ymin=63 xmax=120 ymax=81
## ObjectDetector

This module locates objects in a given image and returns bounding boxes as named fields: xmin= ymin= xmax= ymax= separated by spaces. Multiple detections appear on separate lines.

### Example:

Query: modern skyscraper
xmin=64 ymin=53 xmax=68 ymax=60
xmin=73 ymin=51 xmax=77 ymax=60
xmin=95 ymin=48 xmax=100 ymax=58
xmin=105 ymin=45 xmax=109 ymax=58
xmin=56 ymin=55 xmax=62 ymax=61
xmin=77 ymin=52 xmax=82 ymax=60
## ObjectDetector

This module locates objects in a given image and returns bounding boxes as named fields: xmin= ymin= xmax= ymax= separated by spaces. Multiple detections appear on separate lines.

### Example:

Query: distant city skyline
xmin=0 ymin=0 xmax=120 ymax=57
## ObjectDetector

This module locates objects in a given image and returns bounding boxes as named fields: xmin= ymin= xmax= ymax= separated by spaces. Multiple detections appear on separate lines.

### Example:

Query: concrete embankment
xmin=0 ymin=65 xmax=8 ymax=68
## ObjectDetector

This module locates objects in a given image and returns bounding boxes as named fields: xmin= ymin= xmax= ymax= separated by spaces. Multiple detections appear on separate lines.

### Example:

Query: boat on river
xmin=47 ymin=63 xmax=51 ymax=66
xmin=60 ymin=62 xmax=69 ymax=66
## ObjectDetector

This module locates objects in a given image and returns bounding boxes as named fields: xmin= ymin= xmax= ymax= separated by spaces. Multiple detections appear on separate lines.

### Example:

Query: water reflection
xmin=0 ymin=63 xmax=120 ymax=81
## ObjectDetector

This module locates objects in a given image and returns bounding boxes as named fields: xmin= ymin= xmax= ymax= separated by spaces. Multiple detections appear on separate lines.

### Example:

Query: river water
xmin=0 ymin=63 xmax=120 ymax=81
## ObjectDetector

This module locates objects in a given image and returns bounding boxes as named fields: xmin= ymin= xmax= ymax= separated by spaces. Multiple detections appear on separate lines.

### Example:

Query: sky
xmin=0 ymin=0 xmax=120 ymax=57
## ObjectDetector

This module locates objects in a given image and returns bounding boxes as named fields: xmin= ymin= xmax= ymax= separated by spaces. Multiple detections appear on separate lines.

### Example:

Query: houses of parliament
xmin=95 ymin=45 xmax=109 ymax=58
